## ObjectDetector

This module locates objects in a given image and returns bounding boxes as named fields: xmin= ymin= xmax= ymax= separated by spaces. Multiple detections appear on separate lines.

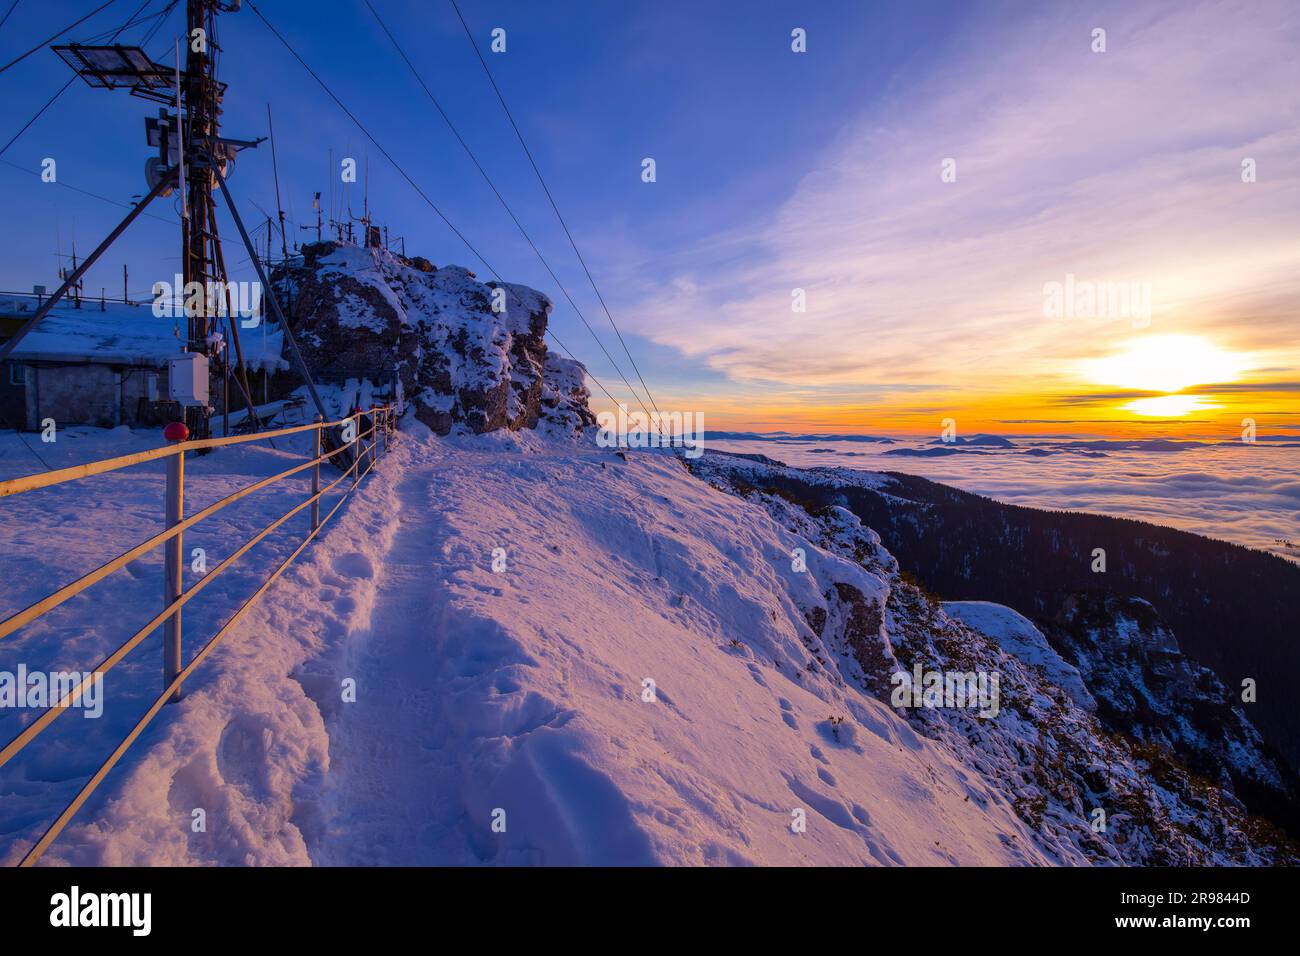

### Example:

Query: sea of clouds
xmin=708 ymin=435 xmax=1300 ymax=562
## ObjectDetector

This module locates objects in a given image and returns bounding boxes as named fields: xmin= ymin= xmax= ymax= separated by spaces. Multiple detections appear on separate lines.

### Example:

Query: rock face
xmin=1047 ymin=593 xmax=1299 ymax=826
xmin=273 ymin=241 xmax=596 ymax=436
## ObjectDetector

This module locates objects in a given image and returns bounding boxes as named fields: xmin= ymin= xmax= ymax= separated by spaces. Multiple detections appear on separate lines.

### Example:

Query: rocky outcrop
xmin=272 ymin=241 xmax=595 ymax=436
xmin=1047 ymin=593 xmax=1298 ymax=827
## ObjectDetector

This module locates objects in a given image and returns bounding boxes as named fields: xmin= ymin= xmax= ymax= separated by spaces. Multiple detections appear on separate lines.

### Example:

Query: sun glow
xmin=1122 ymin=394 xmax=1219 ymax=417
xmin=1086 ymin=335 xmax=1246 ymax=393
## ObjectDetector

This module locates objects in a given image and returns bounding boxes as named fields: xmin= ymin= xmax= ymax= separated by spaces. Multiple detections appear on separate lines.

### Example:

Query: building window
xmin=8 ymin=363 xmax=24 ymax=386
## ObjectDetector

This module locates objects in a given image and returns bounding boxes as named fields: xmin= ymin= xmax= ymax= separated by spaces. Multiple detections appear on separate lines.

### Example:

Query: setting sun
xmin=1086 ymin=335 xmax=1247 ymax=394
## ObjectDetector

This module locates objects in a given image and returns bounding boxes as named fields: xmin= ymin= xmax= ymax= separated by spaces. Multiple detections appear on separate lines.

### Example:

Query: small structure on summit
xmin=0 ymin=294 xmax=285 ymax=431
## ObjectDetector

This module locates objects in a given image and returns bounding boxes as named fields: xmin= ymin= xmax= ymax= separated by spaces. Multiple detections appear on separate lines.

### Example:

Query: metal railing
xmin=0 ymin=403 xmax=397 ymax=865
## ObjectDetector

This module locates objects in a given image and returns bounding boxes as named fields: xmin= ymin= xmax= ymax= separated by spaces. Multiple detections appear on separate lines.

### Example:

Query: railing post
xmin=352 ymin=411 xmax=362 ymax=487
xmin=311 ymin=414 xmax=322 ymax=534
xmin=362 ymin=410 xmax=371 ymax=475
xmin=370 ymin=408 xmax=379 ymax=469
xmin=162 ymin=421 xmax=189 ymax=703
xmin=364 ymin=411 xmax=373 ymax=473
xmin=379 ymin=406 xmax=387 ymax=458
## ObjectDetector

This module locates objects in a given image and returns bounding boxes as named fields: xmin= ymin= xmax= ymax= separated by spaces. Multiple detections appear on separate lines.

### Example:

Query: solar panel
xmin=52 ymin=44 xmax=176 ymax=103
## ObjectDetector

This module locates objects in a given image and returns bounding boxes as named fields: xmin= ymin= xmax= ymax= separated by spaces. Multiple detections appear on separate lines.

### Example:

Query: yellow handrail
xmin=0 ymin=417 xmax=356 ymax=498
xmin=0 ymin=417 xmax=380 ymax=641
xmin=1 ymin=404 xmax=396 ymax=865
xmin=0 ymin=441 xmax=370 ymax=770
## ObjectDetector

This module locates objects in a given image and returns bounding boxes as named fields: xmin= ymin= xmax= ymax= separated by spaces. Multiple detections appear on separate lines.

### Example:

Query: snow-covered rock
xmin=943 ymin=601 xmax=1095 ymax=711
xmin=1047 ymin=593 xmax=1294 ymax=804
xmin=273 ymin=241 xmax=595 ymax=437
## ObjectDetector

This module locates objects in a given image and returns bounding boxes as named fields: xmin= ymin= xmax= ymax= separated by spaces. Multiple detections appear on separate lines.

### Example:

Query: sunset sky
xmin=1 ymin=0 xmax=1296 ymax=437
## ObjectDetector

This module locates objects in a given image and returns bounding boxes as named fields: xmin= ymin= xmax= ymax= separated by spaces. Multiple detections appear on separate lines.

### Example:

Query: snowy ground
xmin=2 ymin=423 xmax=1062 ymax=865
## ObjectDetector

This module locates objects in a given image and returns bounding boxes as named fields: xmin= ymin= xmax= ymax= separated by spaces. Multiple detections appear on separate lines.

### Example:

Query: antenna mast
xmin=180 ymin=0 xmax=221 ymax=438
xmin=9 ymin=0 xmax=262 ymax=436
xmin=267 ymin=103 xmax=289 ymax=263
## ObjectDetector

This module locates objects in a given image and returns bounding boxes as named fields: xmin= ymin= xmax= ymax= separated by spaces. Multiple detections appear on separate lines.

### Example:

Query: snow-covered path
xmin=303 ymin=467 xmax=458 ymax=865
xmin=294 ymin=430 xmax=1054 ymax=866
xmin=298 ymin=438 xmax=657 ymax=866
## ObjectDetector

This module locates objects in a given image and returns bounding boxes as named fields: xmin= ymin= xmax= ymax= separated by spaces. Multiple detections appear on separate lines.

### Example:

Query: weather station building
xmin=0 ymin=290 xmax=286 ymax=431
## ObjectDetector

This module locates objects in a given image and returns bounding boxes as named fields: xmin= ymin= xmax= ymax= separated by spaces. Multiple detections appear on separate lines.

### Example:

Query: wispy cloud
xmin=626 ymin=0 xmax=1300 ymax=423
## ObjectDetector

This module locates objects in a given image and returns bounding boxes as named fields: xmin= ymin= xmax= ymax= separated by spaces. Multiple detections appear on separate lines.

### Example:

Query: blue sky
xmin=2 ymin=1 xmax=1296 ymax=433
xmin=1 ymin=0 xmax=920 ymax=400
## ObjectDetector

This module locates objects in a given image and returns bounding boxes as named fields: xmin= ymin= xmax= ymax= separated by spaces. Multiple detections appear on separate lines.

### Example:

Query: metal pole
xmin=311 ymin=414 xmax=322 ymax=533
xmin=360 ymin=412 xmax=368 ymax=474
xmin=214 ymin=171 xmax=329 ymax=423
xmin=209 ymin=193 xmax=262 ymax=434
xmin=267 ymin=105 xmax=290 ymax=267
xmin=163 ymin=435 xmax=185 ymax=703
xmin=175 ymin=38 xmax=186 ymax=223
xmin=361 ymin=411 xmax=369 ymax=474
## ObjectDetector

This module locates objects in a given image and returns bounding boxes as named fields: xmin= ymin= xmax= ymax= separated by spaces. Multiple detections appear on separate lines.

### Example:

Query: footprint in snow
xmin=331 ymin=552 xmax=375 ymax=580
xmin=123 ymin=558 xmax=154 ymax=579
xmin=216 ymin=715 xmax=274 ymax=796
xmin=781 ymin=710 xmax=799 ymax=731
